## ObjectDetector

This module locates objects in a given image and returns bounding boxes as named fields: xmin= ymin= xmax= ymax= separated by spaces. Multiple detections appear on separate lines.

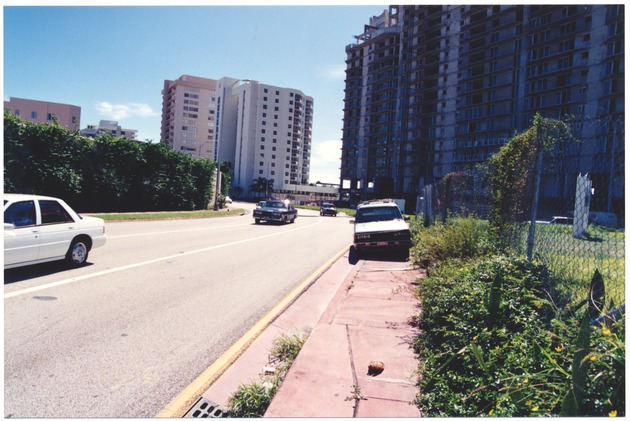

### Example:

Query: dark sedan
xmin=320 ymin=202 xmax=337 ymax=217
xmin=253 ymin=199 xmax=297 ymax=224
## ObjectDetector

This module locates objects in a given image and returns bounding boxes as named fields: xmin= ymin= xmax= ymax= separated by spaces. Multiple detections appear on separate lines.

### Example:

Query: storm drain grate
xmin=184 ymin=397 xmax=229 ymax=418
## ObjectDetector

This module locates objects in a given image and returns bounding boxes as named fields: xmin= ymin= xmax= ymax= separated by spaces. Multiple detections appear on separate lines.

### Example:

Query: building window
xmin=31 ymin=111 xmax=37 ymax=119
xmin=47 ymin=113 xmax=56 ymax=121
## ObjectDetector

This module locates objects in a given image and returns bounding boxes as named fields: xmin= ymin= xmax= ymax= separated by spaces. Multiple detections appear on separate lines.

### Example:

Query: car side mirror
xmin=4 ymin=223 xmax=15 ymax=232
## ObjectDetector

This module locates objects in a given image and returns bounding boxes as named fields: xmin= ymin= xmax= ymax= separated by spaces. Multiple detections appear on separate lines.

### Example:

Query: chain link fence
xmin=420 ymin=143 xmax=624 ymax=311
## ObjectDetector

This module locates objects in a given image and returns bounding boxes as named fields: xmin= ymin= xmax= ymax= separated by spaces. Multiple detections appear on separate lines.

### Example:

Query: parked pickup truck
xmin=352 ymin=199 xmax=411 ymax=257
xmin=253 ymin=199 xmax=297 ymax=224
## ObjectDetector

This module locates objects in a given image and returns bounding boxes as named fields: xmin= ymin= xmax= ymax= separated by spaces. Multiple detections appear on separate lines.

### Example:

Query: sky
xmin=3 ymin=2 xmax=388 ymax=184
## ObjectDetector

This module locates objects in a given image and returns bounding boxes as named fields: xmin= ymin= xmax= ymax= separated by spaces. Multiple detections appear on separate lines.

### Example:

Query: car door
xmin=36 ymin=199 xmax=77 ymax=261
xmin=4 ymin=199 xmax=40 ymax=266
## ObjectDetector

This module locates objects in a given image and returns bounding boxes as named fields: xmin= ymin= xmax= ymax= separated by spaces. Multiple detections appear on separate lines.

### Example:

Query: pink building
xmin=4 ymin=97 xmax=81 ymax=131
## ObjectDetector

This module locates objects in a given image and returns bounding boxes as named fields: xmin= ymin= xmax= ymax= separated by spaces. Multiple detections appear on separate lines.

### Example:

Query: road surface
xmin=4 ymin=203 xmax=353 ymax=417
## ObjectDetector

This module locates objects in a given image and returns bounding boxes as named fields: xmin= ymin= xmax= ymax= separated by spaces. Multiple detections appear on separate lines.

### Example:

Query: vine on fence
xmin=488 ymin=114 xmax=574 ymax=246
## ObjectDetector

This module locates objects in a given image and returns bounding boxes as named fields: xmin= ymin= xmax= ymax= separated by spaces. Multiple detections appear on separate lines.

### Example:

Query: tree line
xmin=4 ymin=112 xmax=218 ymax=213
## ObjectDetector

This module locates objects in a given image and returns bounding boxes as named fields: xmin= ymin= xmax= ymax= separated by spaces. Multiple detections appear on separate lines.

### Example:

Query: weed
xmin=226 ymin=330 xmax=309 ymax=417
xmin=413 ymin=253 xmax=625 ymax=417
xmin=345 ymin=384 xmax=367 ymax=402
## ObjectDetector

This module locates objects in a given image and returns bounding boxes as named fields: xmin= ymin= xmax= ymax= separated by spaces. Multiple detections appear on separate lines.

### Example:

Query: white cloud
xmin=309 ymin=139 xmax=342 ymax=183
xmin=320 ymin=64 xmax=346 ymax=80
xmin=95 ymin=102 xmax=158 ymax=121
xmin=313 ymin=139 xmax=341 ymax=164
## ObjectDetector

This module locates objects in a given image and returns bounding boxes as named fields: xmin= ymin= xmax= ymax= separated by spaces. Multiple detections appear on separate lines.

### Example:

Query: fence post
xmin=526 ymin=133 xmax=545 ymax=261
xmin=573 ymin=173 xmax=591 ymax=238
xmin=424 ymin=184 xmax=433 ymax=227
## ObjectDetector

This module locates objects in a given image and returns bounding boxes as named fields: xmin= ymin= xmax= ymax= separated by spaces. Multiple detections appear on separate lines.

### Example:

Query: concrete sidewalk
xmin=191 ymin=248 xmax=423 ymax=418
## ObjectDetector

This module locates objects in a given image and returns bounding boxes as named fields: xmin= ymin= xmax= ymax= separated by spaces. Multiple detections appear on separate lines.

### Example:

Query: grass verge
xmin=88 ymin=208 xmax=245 ymax=221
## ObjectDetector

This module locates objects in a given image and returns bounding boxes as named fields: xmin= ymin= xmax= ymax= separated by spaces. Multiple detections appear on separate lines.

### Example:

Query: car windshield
xmin=355 ymin=207 xmax=402 ymax=223
xmin=265 ymin=201 xmax=288 ymax=209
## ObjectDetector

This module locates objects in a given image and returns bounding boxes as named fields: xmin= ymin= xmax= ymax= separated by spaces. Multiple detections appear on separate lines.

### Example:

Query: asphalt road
xmin=4 ymin=203 xmax=354 ymax=418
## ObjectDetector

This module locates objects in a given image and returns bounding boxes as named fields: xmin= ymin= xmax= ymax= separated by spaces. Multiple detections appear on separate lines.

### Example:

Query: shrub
xmin=414 ymin=254 xmax=625 ymax=417
xmin=410 ymin=215 xmax=493 ymax=268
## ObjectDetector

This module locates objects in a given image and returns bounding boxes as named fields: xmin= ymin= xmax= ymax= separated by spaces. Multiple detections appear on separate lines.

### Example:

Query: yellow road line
xmin=156 ymin=243 xmax=351 ymax=417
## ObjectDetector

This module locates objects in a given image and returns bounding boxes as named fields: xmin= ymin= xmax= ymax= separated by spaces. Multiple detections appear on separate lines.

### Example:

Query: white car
xmin=352 ymin=199 xmax=411 ymax=256
xmin=4 ymin=194 xmax=107 ymax=269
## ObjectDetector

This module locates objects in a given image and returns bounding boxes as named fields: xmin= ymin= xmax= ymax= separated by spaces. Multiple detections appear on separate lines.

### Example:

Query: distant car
xmin=536 ymin=216 xmax=573 ymax=225
xmin=589 ymin=212 xmax=617 ymax=228
xmin=320 ymin=202 xmax=337 ymax=217
xmin=4 ymin=193 xmax=107 ymax=269
xmin=253 ymin=199 xmax=297 ymax=224
xmin=352 ymin=199 xmax=411 ymax=256
xmin=224 ymin=196 xmax=233 ymax=204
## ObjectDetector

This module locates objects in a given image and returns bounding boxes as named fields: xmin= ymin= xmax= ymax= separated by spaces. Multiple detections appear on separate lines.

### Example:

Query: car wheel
xmin=66 ymin=238 xmax=89 ymax=267
xmin=291 ymin=215 xmax=296 ymax=223
xmin=283 ymin=215 xmax=288 ymax=223
xmin=255 ymin=219 xmax=261 ymax=224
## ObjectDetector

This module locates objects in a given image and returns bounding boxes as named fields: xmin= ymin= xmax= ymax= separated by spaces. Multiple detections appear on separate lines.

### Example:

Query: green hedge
xmin=4 ymin=112 xmax=216 ymax=212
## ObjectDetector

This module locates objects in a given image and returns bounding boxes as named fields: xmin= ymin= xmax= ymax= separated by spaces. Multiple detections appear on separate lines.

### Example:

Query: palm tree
xmin=250 ymin=177 xmax=275 ymax=198
xmin=265 ymin=178 xmax=275 ymax=197
xmin=250 ymin=177 xmax=266 ymax=198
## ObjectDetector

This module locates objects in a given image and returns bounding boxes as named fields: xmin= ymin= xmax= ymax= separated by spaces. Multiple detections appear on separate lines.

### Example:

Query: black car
xmin=320 ymin=202 xmax=337 ymax=217
xmin=253 ymin=199 xmax=297 ymax=224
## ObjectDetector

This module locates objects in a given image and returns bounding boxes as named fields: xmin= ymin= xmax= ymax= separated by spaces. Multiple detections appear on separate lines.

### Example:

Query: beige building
xmin=161 ymin=75 xmax=218 ymax=159
xmin=161 ymin=75 xmax=314 ymax=196
xmin=4 ymin=97 xmax=81 ymax=131
xmin=81 ymin=120 xmax=138 ymax=141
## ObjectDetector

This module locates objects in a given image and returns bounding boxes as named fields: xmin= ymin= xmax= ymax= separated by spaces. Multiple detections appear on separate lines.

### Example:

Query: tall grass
xmin=506 ymin=223 xmax=625 ymax=311
xmin=412 ymin=217 xmax=625 ymax=417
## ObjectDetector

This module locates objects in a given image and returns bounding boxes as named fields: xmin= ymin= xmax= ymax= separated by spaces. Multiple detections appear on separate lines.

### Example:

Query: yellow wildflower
xmin=525 ymin=400 xmax=533 ymax=406
xmin=555 ymin=346 xmax=563 ymax=353
xmin=609 ymin=410 xmax=617 ymax=417
xmin=590 ymin=355 xmax=597 ymax=361
xmin=603 ymin=328 xmax=611 ymax=336
xmin=489 ymin=409 xmax=494 ymax=415
xmin=523 ymin=378 xmax=529 ymax=384
xmin=532 ymin=406 xmax=539 ymax=412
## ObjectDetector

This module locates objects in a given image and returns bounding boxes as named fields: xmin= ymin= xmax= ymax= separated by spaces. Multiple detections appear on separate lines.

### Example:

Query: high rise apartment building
xmin=228 ymin=80 xmax=313 ymax=192
xmin=340 ymin=5 xmax=624 ymax=213
xmin=161 ymin=75 xmax=313 ymax=193
xmin=4 ymin=97 xmax=81 ymax=131
xmin=161 ymin=75 xmax=219 ymax=159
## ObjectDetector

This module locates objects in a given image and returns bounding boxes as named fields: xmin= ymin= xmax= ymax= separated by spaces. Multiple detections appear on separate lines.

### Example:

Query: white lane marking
xmin=107 ymin=221 xmax=251 ymax=239
xmin=5 ymin=218 xmax=322 ymax=299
